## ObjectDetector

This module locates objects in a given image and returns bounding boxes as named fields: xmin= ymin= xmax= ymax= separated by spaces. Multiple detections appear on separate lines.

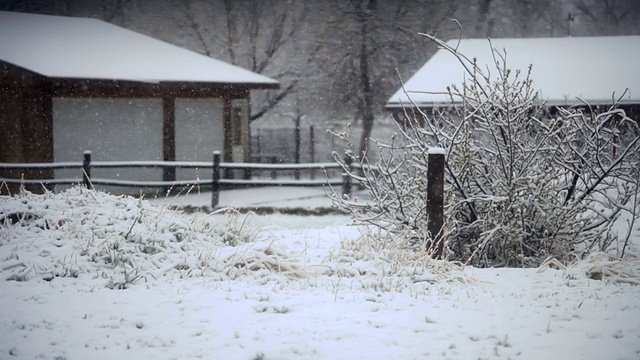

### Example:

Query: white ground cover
xmin=1 ymin=187 xmax=639 ymax=360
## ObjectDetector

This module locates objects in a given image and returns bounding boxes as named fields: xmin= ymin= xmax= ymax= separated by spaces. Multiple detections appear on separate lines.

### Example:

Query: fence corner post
xmin=342 ymin=151 xmax=352 ymax=199
xmin=212 ymin=151 xmax=221 ymax=208
xmin=82 ymin=150 xmax=92 ymax=189
xmin=427 ymin=147 xmax=445 ymax=259
xmin=309 ymin=125 xmax=316 ymax=180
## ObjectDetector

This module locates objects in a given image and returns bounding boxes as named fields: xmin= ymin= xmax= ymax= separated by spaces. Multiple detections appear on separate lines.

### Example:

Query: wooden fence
xmin=0 ymin=150 xmax=356 ymax=208
xmin=1 ymin=149 xmax=446 ymax=258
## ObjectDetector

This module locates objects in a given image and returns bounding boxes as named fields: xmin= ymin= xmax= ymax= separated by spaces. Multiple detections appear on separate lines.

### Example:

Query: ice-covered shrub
xmin=330 ymin=36 xmax=640 ymax=267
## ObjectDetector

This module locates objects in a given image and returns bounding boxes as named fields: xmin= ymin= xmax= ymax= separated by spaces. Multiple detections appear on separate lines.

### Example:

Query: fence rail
xmin=0 ymin=150 xmax=355 ymax=207
xmin=0 ymin=161 xmax=344 ymax=170
xmin=2 ymin=149 xmax=447 ymax=258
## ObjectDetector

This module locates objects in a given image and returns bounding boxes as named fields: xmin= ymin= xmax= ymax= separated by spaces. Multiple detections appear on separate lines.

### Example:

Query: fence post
xmin=294 ymin=116 xmax=301 ymax=180
xmin=270 ymin=156 xmax=277 ymax=180
xmin=211 ymin=151 xmax=220 ymax=208
xmin=342 ymin=152 xmax=352 ymax=199
xmin=427 ymin=147 xmax=445 ymax=259
xmin=82 ymin=150 xmax=92 ymax=189
xmin=309 ymin=125 xmax=315 ymax=180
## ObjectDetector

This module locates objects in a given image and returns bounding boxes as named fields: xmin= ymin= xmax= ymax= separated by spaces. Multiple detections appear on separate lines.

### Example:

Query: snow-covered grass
xmin=1 ymin=187 xmax=640 ymax=359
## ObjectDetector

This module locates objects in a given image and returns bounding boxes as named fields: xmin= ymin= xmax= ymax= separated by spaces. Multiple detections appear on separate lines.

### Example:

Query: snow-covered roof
xmin=387 ymin=36 xmax=640 ymax=108
xmin=0 ymin=11 xmax=279 ymax=86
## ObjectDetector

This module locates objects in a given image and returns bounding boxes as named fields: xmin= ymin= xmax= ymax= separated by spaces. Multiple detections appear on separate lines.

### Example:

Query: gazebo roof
xmin=387 ymin=36 xmax=640 ymax=109
xmin=0 ymin=11 xmax=278 ymax=88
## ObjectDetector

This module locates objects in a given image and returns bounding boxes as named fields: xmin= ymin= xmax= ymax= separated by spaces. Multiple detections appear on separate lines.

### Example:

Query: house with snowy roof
xmin=386 ymin=36 xmax=640 ymax=124
xmin=0 ymin=11 xmax=278 ymax=194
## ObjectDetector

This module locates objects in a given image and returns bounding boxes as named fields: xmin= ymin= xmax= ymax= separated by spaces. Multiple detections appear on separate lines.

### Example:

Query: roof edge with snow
xmin=386 ymin=35 xmax=640 ymax=109
xmin=0 ymin=11 xmax=279 ymax=88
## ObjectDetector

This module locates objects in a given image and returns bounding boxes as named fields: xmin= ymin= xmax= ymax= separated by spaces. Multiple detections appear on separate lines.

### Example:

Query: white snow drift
xmin=1 ymin=187 xmax=639 ymax=359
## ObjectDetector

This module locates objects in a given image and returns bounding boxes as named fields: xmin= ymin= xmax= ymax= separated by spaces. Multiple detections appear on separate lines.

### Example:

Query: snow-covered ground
xmin=1 ymin=187 xmax=639 ymax=360
xmin=149 ymin=185 xmax=340 ymax=210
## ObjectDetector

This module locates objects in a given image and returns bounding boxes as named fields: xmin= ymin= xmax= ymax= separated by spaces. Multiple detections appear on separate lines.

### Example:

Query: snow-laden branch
xmin=328 ymin=35 xmax=640 ymax=267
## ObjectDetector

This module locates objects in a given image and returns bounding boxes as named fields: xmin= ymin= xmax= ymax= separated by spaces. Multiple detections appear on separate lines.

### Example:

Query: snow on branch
xmin=328 ymin=35 xmax=640 ymax=268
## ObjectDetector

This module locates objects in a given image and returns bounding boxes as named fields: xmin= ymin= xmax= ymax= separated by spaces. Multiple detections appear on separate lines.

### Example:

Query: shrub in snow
xmin=0 ymin=187 xmax=305 ymax=288
xmin=323 ymin=226 xmax=469 ymax=293
xmin=539 ymin=251 xmax=640 ymax=285
xmin=330 ymin=36 xmax=640 ymax=267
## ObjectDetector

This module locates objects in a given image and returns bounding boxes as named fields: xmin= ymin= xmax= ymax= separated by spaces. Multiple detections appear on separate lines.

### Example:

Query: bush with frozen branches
xmin=329 ymin=35 xmax=640 ymax=267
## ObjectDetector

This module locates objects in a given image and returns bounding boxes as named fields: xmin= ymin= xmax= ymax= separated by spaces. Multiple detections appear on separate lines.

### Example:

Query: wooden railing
xmin=0 ymin=151 xmax=358 ymax=207
xmin=1 ymin=149 xmax=447 ymax=257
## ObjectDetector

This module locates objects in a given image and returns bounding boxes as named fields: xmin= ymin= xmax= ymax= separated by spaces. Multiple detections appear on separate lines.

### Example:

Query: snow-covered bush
xmin=0 ymin=187 xmax=306 ymax=288
xmin=330 ymin=36 xmax=640 ymax=267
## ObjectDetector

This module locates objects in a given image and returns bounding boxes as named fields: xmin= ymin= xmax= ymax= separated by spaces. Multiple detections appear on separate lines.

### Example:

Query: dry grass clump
xmin=539 ymin=252 xmax=640 ymax=285
xmin=0 ymin=187 xmax=307 ymax=288
xmin=318 ymin=226 xmax=472 ymax=294
xmin=225 ymin=242 xmax=308 ymax=280
xmin=579 ymin=253 xmax=640 ymax=285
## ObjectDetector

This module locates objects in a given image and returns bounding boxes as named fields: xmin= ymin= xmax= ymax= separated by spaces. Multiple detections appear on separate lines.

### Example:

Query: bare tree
xmin=0 ymin=0 xmax=133 ymax=23
xmin=464 ymin=0 xmax=571 ymax=37
xmin=317 ymin=0 xmax=459 ymax=160
xmin=509 ymin=0 xmax=571 ymax=36
xmin=0 ymin=0 xmax=55 ymax=12
xmin=572 ymin=0 xmax=640 ymax=35
xmin=473 ymin=0 xmax=495 ymax=36
xmin=177 ymin=0 xmax=317 ymax=122
xmin=95 ymin=0 xmax=133 ymax=22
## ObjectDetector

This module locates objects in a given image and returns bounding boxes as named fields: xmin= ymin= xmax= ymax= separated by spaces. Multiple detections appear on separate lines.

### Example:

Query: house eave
xmin=386 ymin=98 xmax=640 ymax=111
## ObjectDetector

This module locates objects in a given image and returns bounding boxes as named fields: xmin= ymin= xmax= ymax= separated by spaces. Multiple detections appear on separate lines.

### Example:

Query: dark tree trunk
xmin=357 ymin=0 xmax=377 ymax=160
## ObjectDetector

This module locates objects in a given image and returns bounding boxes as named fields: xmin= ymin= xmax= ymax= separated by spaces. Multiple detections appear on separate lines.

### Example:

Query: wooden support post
xmin=222 ymin=98 xmax=232 ymax=180
xmin=310 ymin=125 xmax=315 ymax=180
xmin=294 ymin=116 xmax=301 ymax=180
xmin=427 ymin=147 xmax=445 ymax=259
xmin=342 ymin=152 xmax=352 ymax=199
xmin=270 ymin=156 xmax=277 ymax=180
xmin=211 ymin=151 xmax=220 ymax=208
xmin=82 ymin=150 xmax=92 ymax=189
xmin=256 ymin=128 xmax=262 ymax=156
xmin=162 ymin=97 xmax=176 ymax=184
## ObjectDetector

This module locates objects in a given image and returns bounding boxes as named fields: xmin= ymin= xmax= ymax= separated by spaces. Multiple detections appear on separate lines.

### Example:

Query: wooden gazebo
xmin=0 ymin=11 xmax=278 ymax=194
